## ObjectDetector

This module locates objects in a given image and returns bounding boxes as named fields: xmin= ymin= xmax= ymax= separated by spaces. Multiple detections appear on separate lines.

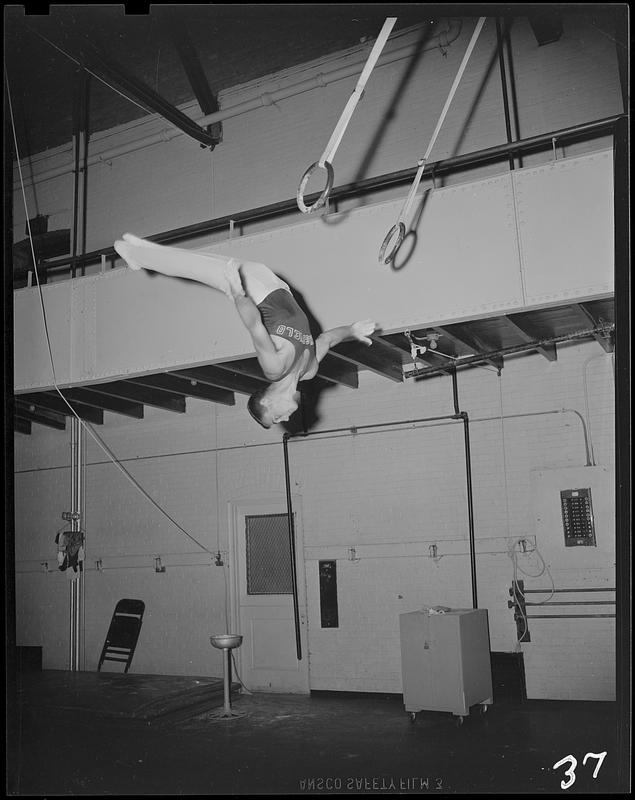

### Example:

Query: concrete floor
xmin=8 ymin=673 xmax=622 ymax=795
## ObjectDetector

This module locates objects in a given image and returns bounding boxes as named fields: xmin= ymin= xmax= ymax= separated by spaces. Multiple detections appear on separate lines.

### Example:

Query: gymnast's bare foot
xmin=114 ymin=239 xmax=142 ymax=270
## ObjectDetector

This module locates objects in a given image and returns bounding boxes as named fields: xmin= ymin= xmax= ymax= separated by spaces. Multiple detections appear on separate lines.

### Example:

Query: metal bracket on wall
xmin=508 ymin=579 xmax=531 ymax=642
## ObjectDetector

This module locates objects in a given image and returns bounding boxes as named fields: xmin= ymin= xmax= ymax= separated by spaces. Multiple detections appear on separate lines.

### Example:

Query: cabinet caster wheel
xmin=480 ymin=704 xmax=489 ymax=715
xmin=456 ymin=715 xmax=465 ymax=727
xmin=409 ymin=712 xmax=417 ymax=724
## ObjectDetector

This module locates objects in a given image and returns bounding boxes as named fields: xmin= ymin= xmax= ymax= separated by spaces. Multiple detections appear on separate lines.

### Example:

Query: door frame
xmin=228 ymin=493 xmax=310 ymax=691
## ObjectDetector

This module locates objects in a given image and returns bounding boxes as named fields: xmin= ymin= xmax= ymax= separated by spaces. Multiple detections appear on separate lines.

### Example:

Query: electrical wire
xmin=507 ymin=538 xmax=556 ymax=647
xmin=6 ymin=67 xmax=213 ymax=557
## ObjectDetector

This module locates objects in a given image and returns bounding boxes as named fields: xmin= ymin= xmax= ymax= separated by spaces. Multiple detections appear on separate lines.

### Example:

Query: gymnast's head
xmin=247 ymin=386 xmax=300 ymax=428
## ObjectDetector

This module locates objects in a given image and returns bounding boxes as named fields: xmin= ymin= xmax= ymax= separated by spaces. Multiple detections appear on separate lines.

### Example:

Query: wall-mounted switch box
xmin=560 ymin=488 xmax=596 ymax=547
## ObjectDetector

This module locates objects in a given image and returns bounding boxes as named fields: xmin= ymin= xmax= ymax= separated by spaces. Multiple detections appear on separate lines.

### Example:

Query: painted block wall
xmin=14 ymin=341 xmax=616 ymax=699
xmin=12 ymin=15 xmax=622 ymax=258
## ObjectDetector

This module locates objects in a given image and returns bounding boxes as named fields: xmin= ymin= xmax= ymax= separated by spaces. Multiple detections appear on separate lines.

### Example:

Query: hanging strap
xmin=297 ymin=17 xmax=397 ymax=214
xmin=379 ymin=17 xmax=487 ymax=263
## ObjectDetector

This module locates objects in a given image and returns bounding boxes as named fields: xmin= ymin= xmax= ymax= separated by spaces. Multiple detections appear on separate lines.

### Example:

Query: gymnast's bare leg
xmin=114 ymin=233 xmax=290 ymax=304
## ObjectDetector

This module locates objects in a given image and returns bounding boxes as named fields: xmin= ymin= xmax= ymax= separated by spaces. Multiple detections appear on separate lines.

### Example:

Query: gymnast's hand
xmin=350 ymin=320 xmax=376 ymax=345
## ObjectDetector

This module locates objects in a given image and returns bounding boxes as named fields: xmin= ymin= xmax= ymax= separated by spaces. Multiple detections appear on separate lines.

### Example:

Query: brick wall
xmin=14 ymin=343 xmax=616 ymax=697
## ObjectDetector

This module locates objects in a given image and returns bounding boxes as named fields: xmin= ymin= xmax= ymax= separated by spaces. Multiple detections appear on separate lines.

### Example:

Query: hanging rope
xmin=379 ymin=17 xmax=487 ymax=264
xmin=297 ymin=17 xmax=397 ymax=214
xmin=6 ymin=67 xmax=214 ymax=557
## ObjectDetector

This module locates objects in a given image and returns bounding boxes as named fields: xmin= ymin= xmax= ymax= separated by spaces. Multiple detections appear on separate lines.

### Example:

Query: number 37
xmin=553 ymin=752 xmax=607 ymax=789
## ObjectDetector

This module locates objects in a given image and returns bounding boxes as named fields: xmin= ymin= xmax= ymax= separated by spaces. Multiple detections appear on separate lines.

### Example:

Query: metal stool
xmin=210 ymin=634 xmax=244 ymax=719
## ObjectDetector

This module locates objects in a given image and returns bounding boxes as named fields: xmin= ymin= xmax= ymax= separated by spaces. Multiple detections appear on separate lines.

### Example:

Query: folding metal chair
xmin=97 ymin=599 xmax=145 ymax=673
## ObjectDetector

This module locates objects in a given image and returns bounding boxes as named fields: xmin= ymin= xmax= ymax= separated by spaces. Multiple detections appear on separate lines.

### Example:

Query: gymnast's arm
xmin=232 ymin=294 xmax=291 ymax=380
xmin=314 ymin=319 xmax=376 ymax=363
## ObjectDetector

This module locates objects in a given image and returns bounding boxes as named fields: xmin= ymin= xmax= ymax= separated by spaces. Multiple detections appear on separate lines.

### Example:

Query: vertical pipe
xmin=223 ymin=649 xmax=231 ymax=713
xmin=503 ymin=21 xmax=522 ymax=168
xmin=496 ymin=17 xmax=515 ymax=170
xmin=462 ymin=413 xmax=478 ymax=609
xmin=451 ymin=371 xmax=478 ymax=609
xmin=282 ymin=435 xmax=302 ymax=660
xmin=451 ymin=366 xmax=460 ymax=415
xmin=76 ymin=420 xmax=84 ymax=671
xmin=70 ymin=135 xmax=79 ymax=279
xmin=69 ymin=418 xmax=77 ymax=670
xmin=80 ymin=74 xmax=90 ymax=273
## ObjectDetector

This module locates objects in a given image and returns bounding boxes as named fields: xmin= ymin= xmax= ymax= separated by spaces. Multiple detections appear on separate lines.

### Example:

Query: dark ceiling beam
xmin=58 ymin=387 xmax=145 ymax=419
xmin=127 ymin=374 xmax=235 ymax=406
xmin=214 ymin=358 xmax=268 ymax=381
xmin=15 ymin=410 xmax=66 ymax=431
xmin=18 ymin=393 xmax=103 ymax=425
xmin=314 ymin=354 xmax=359 ymax=389
xmin=35 ymin=20 xmax=217 ymax=148
xmin=87 ymin=382 xmax=186 ymax=413
xmin=172 ymin=364 xmax=266 ymax=396
xmin=503 ymin=315 xmax=557 ymax=361
xmin=15 ymin=399 xmax=68 ymax=429
xmin=571 ymin=303 xmax=614 ymax=352
xmin=15 ymin=417 xmax=32 ymax=435
xmin=156 ymin=8 xmax=222 ymax=146
xmin=432 ymin=326 xmax=504 ymax=373
xmin=528 ymin=11 xmax=564 ymax=46
xmin=330 ymin=340 xmax=404 ymax=383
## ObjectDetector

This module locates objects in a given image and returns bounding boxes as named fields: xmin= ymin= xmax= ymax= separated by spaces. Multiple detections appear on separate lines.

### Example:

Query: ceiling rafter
xmin=19 ymin=393 xmax=104 ymax=425
xmin=571 ymin=303 xmax=614 ymax=352
xmin=15 ymin=401 xmax=67 ymax=431
xmin=313 ymin=354 xmax=359 ymax=389
xmin=172 ymin=365 xmax=266 ymax=396
xmin=87 ymin=382 xmax=186 ymax=413
xmin=58 ymin=387 xmax=145 ymax=419
xmin=432 ymin=325 xmax=504 ymax=373
xmin=34 ymin=16 xmax=218 ymax=148
xmin=156 ymin=7 xmax=222 ymax=145
xmin=330 ymin=339 xmax=404 ymax=382
xmin=127 ymin=374 xmax=235 ymax=406
xmin=15 ymin=417 xmax=32 ymax=435
xmin=503 ymin=315 xmax=557 ymax=361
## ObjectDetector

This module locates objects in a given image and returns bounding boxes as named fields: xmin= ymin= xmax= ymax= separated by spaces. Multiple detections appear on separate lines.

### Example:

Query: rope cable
xmin=379 ymin=17 xmax=487 ymax=262
xmin=6 ymin=67 xmax=213 ymax=556
xmin=297 ymin=17 xmax=396 ymax=213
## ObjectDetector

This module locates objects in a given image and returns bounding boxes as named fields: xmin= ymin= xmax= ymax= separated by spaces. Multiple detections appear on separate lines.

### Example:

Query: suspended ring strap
xmin=296 ymin=160 xmax=335 ymax=214
xmin=379 ymin=222 xmax=406 ymax=265
xmin=297 ymin=17 xmax=397 ymax=213
xmin=379 ymin=17 xmax=487 ymax=263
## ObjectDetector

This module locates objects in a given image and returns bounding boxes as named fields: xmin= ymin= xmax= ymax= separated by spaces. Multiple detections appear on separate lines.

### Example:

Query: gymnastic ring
xmin=378 ymin=222 xmax=406 ymax=265
xmin=297 ymin=161 xmax=335 ymax=214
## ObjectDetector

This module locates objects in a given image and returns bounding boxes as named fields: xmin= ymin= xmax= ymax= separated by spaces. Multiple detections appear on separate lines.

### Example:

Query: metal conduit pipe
xmin=451 ymin=369 xmax=478 ymax=610
xmin=283 ymin=437 xmax=302 ymax=661
xmin=282 ymin=411 xmax=466 ymax=659
xmin=14 ymin=23 xmax=462 ymax=189
xmin=492 ymin=408 xmax=594 ymax=467
xmin=35 ymin=115 xmax=625 ymax=274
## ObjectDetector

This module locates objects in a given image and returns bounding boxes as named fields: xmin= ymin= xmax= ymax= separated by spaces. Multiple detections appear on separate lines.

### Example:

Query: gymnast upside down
xmin=114 ymin=234 xmax=376 ymax=428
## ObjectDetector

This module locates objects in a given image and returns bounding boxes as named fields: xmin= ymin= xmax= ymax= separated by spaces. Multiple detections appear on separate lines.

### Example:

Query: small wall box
xmin=399 ymin=609 xmax=493 ymax=724
xmin=560 ymin=487 xmax=596 ymax=547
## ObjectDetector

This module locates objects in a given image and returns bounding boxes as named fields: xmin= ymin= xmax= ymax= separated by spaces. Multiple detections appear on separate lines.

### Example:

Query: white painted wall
xmin=14 ymin=342 xmax=616 ymax=698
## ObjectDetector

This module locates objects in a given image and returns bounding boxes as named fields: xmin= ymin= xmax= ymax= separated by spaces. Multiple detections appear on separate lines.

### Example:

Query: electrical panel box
xmin=560 ymin=487 xmax=596 ymax=547
xmin=399 ymin=609 xmax=493 ymax=718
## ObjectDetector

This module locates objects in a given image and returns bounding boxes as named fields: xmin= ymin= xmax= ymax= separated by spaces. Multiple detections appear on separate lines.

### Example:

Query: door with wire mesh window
xmin=233 ymin=506 xmax=309 ymax=693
